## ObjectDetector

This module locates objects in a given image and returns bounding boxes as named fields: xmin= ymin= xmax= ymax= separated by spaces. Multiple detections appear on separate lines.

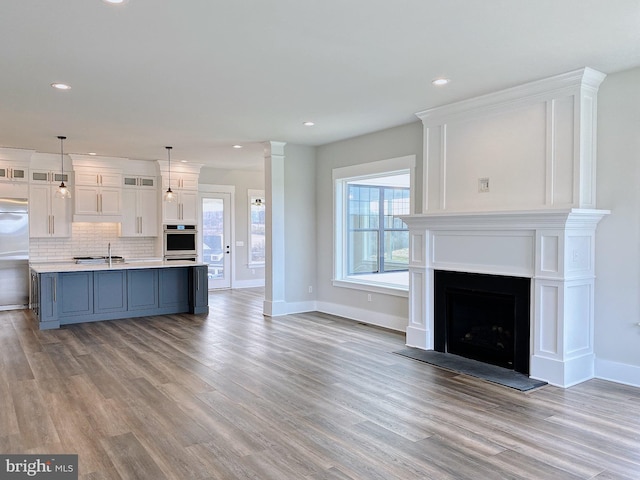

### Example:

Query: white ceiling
xmin=1 ymin=1 xmax=639 ymax=170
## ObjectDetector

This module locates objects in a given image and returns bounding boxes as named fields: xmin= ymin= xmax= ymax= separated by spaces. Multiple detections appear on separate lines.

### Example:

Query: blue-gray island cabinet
xmin=30 ymin=262 xmax=209 ymax=330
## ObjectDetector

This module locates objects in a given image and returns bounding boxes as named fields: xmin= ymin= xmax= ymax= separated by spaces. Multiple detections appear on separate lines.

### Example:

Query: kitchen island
xmin=30 ymin=260 xmax=209 ymax=330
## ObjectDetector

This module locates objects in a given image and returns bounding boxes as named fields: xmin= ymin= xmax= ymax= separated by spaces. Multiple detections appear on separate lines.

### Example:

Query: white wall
xmin=315 ymin=122 xmax=423 ymax=331
xmin=199 ymin=167 xmax=265 ymax=286
xmin=594 ymin=66 xmax=640 ymax=385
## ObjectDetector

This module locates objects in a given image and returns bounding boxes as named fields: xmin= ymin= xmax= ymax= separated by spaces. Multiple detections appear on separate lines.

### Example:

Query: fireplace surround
xmin=402 ymin=209 xmax=608 ymax=387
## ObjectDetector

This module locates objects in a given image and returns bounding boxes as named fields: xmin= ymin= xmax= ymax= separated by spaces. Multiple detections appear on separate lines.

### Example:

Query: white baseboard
xmin=232 ymin=279 xmax=265 ymax=289
xmin=316 ymin=301 xmax=406 ymax=332
xmin=595 ymin=358 xmax=640 ymax=388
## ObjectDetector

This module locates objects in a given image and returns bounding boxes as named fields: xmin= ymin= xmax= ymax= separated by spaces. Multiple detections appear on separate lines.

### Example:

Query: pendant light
xmin=55 ymin=136 xmax=71 ymax=199
xmin=164 ymin=146 xmax=176 ymax=202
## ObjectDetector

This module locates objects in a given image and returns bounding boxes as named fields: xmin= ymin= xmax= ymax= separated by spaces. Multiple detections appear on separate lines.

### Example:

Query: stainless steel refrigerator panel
xmin=0 ymin=198 xmax=29 ymax=308
xmin=0 ymin=259 xmax=29 ymax=309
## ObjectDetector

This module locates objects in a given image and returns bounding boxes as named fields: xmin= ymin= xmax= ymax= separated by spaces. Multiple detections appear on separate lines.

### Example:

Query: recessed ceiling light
xmin=180 ymin=160 xmax=188 ymax=163
xmin=303 ymin=121 xmax=315 ymax=126
xmin=88 ymin=152 xmax=97 ymax=156
xmin=102 ymin=0 xmax=126 ymax=4
xmin=432 ymin=78 xmax=450 ymax=86
xmin=232 ymin=145 xmax=243 ymax=149
xmin=51 ymin=83 xmax=71 ymax=90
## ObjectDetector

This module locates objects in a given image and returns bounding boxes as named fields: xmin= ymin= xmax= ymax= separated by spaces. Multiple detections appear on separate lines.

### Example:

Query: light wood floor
xmin=1 ymin=288 xmax=639 ymax=479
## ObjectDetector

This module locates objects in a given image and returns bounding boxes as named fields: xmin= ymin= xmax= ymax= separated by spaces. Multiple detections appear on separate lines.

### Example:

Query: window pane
xmin=250 ymin=198 xmax=265 ymax=264
xmin=203 ymin=198 xmax=225 ymax=280
xmin=384 ymin=230 xmax=409 ymax=271
xmin=348 ymin=231 xmax=378 ymax=274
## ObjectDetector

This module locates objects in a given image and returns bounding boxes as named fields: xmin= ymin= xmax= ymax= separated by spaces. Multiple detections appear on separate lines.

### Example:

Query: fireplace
xmin=434 ymin=270 xmax=530 ymax=374
xmin=402 ymin=209 xmax=608 ymax=387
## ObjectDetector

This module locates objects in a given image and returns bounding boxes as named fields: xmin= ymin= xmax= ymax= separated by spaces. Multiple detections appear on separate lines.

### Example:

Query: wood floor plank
xmin=0 ymin=288 xmax=638 ymax=479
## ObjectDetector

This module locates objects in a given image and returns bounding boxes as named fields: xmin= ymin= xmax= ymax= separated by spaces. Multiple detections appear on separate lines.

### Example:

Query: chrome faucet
xmin=108 ymin=242 xmax=112 ymax=267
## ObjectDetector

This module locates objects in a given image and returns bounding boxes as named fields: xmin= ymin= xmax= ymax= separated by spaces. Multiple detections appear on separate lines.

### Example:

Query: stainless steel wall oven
xmin=163 ymin=224 xmax=197 ymax=260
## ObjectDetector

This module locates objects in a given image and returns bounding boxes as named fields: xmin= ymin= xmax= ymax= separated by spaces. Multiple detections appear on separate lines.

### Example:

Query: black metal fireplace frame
xmin=434 ymin=270 xmax=531 ymax=375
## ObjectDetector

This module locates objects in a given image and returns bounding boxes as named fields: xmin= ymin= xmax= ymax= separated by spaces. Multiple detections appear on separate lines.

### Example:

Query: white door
xmin=201 ymin=193 xmax=231 ymax=289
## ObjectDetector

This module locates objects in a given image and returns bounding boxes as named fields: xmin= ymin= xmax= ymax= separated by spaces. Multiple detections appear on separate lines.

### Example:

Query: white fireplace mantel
xmin=402 ymin=208 xmax=609 ymax=387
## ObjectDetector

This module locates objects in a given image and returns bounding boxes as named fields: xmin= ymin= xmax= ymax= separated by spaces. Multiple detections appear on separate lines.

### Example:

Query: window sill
xmin=332 ymin=279 xmax=408 ymax=298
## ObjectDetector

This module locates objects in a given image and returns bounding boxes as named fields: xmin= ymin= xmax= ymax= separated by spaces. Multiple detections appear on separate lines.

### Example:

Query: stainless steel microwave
xmin=163 ymin=224 xmax=197 ymax=258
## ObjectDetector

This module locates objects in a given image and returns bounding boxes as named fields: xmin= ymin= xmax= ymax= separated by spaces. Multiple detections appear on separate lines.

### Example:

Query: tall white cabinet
xmin=121 ymin=173 xmax=158 ymax=237
xmin=29 ymin=170 xmax=72 ymax=238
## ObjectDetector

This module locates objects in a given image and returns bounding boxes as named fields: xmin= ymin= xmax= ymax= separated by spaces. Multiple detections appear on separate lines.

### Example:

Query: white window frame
xmin=248 ymin=189 xmax=266 ymax=267
xmin=332 ymin=155 xmax=415 ymax=297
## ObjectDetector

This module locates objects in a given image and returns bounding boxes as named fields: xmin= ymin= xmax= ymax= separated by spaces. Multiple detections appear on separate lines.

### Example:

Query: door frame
xmin=199 ymin=184 xmax=235 ymax=289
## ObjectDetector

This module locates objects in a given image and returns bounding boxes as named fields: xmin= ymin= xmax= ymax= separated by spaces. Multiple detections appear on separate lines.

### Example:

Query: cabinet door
xmin=31 ymin=170 xmax=52 ymax=183
xmin=120 ymin=188 xmax=139 ymax=236
xmin=75 ymin=186 xmax=99 ymax=215
xmin=10 ymin=167 xmax=27 ymax=182
xmin=191 ymin=265 xmax=209 ymax=313
xmin=50 ymin=192 xmax=71 ymax=237
xmin=75 ymin=171 xmax=101 ymax=186
xmin=99 ymin=172 xmax=122 ymax=188
xmin=162 ymin=196 xmax=180 ymax=223
xmin=128 ymin=269 xmax=159 ymax=311
xmin=59 ymin=272 xmax=93 ymax=317
xmin=39 ymin=273 xmax=59 ymax=322
xmin=29 ymin=184 xmax=52 ymax=238
xmin=99 ymin=187 xmax=121 ymax=215
xmin=138 ymin=188 xmax=158 ymax=236
xmin=94 ymin=270 xmax=127 ymax=314
xmin=179 ymin=190 xmax=198 ymax=223
xmin=159 ymin=268 xmax=189 ymax=309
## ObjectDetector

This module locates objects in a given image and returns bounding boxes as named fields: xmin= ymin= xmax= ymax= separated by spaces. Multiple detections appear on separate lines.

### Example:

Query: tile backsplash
xmin=29 ymin=223 xmax=158 ymax=262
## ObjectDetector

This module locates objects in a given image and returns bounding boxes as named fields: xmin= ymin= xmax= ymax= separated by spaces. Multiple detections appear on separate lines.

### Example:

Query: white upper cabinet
xmin=29 ymin=183 xmax=71 ymax=238
xmin=0 ymin=164 xmax=28 ymax=182
xmin=157 ymin=160 xmax=203 ymax=225
xmin=0 ymin=149 xmax=32 ymax=197
xmin=70 ymin=156 xmax=124 ymax=222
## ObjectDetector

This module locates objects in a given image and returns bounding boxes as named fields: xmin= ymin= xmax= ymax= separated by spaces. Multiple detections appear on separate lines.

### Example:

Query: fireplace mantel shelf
xmin=402 ymin=208 xmax=610 ymax=230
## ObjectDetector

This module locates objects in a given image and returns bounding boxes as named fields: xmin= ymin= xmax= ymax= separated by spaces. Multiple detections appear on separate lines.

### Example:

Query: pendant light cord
xmin=58 ymin=135 xmax=66 ymax=178
xmin=166 ymin=146 xmax=172 ymax=189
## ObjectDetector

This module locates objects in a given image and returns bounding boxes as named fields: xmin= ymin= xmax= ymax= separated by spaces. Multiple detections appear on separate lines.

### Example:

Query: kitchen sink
xmin=73 ymin=256 xmax=126 ymax=265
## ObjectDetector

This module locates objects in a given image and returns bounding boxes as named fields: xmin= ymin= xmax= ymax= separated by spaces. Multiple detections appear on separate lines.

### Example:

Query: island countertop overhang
xmin=29 ymin=260 xmax=206 ymax=274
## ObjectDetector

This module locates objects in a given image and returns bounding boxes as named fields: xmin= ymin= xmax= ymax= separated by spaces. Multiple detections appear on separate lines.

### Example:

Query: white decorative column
xmin=531 ymin=210 xmax=609 ymax=386
xmin=263 ymin=141 xmax=287 ymax=316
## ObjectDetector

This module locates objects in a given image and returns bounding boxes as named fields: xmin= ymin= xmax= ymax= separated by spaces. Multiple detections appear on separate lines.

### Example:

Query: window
xmin=248 ymin=190 xmax=265 ymax=265
xmin=333 ymin=155 xmax=415 ymax=294
xmin=347 ymin=183 xmax=410 ymax=275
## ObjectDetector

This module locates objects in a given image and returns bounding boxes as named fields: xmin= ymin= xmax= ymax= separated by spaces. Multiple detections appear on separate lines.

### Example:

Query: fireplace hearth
xmin=434 ymin=270 xmax=531 ymax=375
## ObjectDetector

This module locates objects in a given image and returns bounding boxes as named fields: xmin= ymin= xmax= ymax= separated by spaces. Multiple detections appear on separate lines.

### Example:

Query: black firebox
xmin=434 ymin=270 xmax=531 ymax=375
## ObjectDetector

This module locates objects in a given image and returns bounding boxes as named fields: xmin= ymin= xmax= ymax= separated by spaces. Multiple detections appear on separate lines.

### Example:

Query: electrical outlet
xmin=367 ymin=294 xmax=372 ymax=302
xmin=478 ymin=177 xmax=490 ymax=193
xmin=308 ymin=286 xmax=313 ymax=293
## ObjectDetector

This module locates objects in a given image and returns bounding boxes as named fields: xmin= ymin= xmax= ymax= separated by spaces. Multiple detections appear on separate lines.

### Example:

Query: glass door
xmin=201 ymin=193 xmax=231 ymax=289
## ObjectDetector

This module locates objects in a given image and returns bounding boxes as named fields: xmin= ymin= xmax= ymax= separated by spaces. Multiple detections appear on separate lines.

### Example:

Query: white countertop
xmin=30 ymin=260 xmax=206 ymax=274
